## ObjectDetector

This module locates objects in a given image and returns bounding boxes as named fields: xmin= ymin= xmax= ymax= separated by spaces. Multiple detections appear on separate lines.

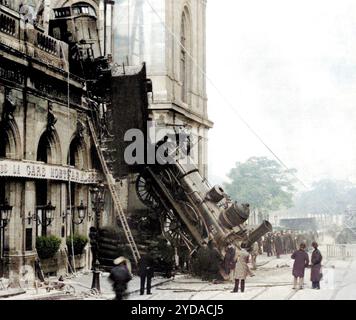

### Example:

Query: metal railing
xmin=326 ymin=244 xmax=356 ymax=258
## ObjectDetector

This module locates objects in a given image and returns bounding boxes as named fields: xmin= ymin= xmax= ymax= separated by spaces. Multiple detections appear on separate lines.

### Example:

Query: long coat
xmin=291 ymin=250 xmax=309 ymax=278
xmin=138 ymin=254 xmax=155 ymax=278
xmin=274 ymin=236 xmax=284 ymax=255
xmin=265 ymin=235 xmax=273 ymax=252
xmin=223 ymin=245 xmax=236 ymax=275
xmin=233 ymin=250 xmax=252 ymax=280
xmin=310 ymin=249 xmax=322 ymax=282
xmin=109 ymin=264 xmax=132 ymax=298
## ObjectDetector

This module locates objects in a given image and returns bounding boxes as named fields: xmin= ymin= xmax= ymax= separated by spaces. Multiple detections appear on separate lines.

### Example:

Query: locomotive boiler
xmin=135 ymin=136 xmax=273 ymax=264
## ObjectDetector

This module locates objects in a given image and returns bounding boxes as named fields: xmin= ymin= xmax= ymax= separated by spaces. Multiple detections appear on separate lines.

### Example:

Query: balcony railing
xmin=36 ymin=32 xmax=58 ymax=56
xmin=0 ymin=12 xmax=16 ymax=36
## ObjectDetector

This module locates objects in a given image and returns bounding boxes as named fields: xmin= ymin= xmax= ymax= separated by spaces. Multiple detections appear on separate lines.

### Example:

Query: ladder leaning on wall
xmin=87 ymin=117 xmax=141 ymax=264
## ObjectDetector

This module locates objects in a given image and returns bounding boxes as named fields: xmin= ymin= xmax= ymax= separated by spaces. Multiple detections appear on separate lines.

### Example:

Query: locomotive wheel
xmin=159 ymin=169 xmax=175 ymax=191
xmin=159 ymin=210 xmax=195 ymax=250
xmin=180 ymin=202 xmax=200 ymax=223
xmin=179 ymin=201 xmax=209 ymax=238
xmin=136 ymin=173 xmax=160 ymax=209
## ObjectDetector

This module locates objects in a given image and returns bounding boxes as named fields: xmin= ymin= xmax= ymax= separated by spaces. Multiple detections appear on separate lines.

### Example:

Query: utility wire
xmin=145 ymin=0 xmax=310 ymax=191
xmin=144 ymin=0 xmax=354 ymax=228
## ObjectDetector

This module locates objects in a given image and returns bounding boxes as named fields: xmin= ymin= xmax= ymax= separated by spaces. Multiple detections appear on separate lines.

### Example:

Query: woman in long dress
xmin=231 ymin=247 xmax=254 ymax=293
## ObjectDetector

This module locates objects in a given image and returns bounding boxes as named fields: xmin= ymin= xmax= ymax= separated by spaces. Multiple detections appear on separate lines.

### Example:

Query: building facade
xmin=112 ymin=0 xmax=212 ymax=217
xmin=0 ymin=0 xmax=120 ymax=284
xmin=113 ymin=0 xmax=212 ymax=175
xmin=0 ymin=0 xmax=212 ymax=283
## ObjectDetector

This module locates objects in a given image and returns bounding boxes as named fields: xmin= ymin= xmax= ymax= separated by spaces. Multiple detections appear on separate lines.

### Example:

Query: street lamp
xmin=0 ymin=199 xmax=12 ymax=229
xmin=71 ymin=200 xmax=87 ymax=225
xmin=91 ymin=186 xmax=105 ymax=228
xmin=36 ymin=201 xmax=56 ymax=227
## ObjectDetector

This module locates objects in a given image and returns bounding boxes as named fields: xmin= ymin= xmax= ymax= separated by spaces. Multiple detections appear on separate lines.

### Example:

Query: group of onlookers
xmin=291 ymin=242 xmax=323 ymax=290
xmin=261 ymin=230 xmax=319 ymax=258
xmin=223 ymin=240 xmax=323 ymax=293
xmin=105 ymin=229 xmax=323 ymax=299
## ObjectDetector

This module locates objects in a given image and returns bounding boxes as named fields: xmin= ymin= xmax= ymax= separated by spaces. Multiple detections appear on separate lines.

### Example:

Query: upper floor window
xmin=72 ymin=3 xmax=96 ymax=17
xmin=54 ymin=7 xmax=71 ymax=18
xmin=180 ymin=11 xmax=190 ymax=104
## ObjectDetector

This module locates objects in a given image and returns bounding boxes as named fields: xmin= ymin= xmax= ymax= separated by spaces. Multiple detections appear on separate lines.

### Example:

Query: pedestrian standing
xmin=109 ymin=256 xmax=132 ymax=300
xmin=266 ymin=233 xmax=273 ymax=257
xmin=196 ymin=241 xmax=210 ymax=280
xmin=139 ymin=253 xmax=155 ymax=295
xmin=250 ymin=242 xmax=259 ymax=270
xmin=231 ymin=247 xmax=254 ymax=293
xmin=223 ymin=243 xmax=236 ymax=280
xmin=310 ymin=242 xmax=322 ymax=289
xmin=291 ymin=243 xmax=309 ymax=290
xmin=274 ymin=233 xmax=283 ymax=259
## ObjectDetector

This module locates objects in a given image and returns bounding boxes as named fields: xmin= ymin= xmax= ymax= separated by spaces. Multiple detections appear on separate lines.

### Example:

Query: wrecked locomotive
xmin=134 ymin=142 xmax=273 ymax=277
xmin=48 ymin=6 xmax=272 ymax=272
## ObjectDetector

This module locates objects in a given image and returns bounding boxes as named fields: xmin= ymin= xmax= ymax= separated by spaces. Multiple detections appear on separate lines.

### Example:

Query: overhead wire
xmin=144 ymin=0 xmax=356 ymax=230
xmin=145 ymin=0 xmax=310 ymax=190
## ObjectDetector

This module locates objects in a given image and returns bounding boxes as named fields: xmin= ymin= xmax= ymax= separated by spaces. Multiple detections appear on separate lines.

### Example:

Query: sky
xmin=206 ymin=0 xmax=356 ymax=189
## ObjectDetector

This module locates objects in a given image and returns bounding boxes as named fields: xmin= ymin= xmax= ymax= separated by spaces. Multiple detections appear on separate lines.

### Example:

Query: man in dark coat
xmin=291 ymin=243 xmax=309 ymax=290
xmin=196 ymin=242 xmax=210 ymax=280
xmin=310 ymin=242 xmax=322 ymax=289
xmin=109 ymin=257 xmax=132 ymax=300
xmin=139 ymin=253 xmax=155 ymax=295
xmin=274 ymin=233 xmax=283 ymax=259
xmin=208 ymin=241 xmax=222 ymax=280
xmin=223 ymin=243 xmax=236 ymax=276
xmin=266 ymin=233 xmax=273 ymax=257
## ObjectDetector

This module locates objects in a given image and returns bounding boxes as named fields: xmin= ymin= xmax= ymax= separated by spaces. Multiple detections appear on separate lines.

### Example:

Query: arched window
xmin=36 ymin=131 xmax=52 ymax=236
xmin=37 ymin=132 xmax=51 ymax=163
xmin=180 ymin=11 xmax=190 ymax=103
xmin=0 ymin=128 xmax=9 ymax=158
xmin=0 ymin=120 xmax=20 ymax=160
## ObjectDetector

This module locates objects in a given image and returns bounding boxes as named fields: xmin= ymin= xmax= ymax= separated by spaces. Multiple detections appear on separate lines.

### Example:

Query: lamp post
xmin=0 ymin=199 xmax=12 ymax=229
xmin=36 ymin=201 xmax=56 ymax=236
xmin=0 ymin=199 xmax=13 ymax=261
xmin=89 ymin=186 xmax=105 ymax=293
xmin=91 ymin=187 xmax=105 ymax=229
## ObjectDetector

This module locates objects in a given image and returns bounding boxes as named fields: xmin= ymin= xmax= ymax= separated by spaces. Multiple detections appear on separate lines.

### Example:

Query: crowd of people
xmin=222 ymin=229 xmax=323 ymax=293
xmin=106 ymin=229 xmax=323 ymax=299
xmin=261 ymin=230 xmax=319 ymax=258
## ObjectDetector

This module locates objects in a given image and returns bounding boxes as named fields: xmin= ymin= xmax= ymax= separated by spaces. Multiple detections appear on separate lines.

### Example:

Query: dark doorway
xmin=36 ymin=132 xmax=51 ymax=236
xmin=0 ymin=124 xmax=7 ymax=277
xmin=0 ymin=179 xmax=5 ymax=277
xmin=68 ymin=137 xmax=80 ymax=233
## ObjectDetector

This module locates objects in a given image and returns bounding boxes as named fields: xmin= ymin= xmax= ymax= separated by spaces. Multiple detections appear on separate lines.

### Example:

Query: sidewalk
xmin=65 ymin=271 xmax=176 ymax=300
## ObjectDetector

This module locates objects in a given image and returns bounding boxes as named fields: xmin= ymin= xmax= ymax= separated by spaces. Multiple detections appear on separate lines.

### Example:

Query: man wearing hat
xmin=109 ymin=257 xmax=132 ymax=300
xmin=310 ymin=242 xmax=323 ymax=289
xmin=291 ymin=243 xmax=309 ymax=290
xmin=138 ymin=253 xmax=155 ymax=295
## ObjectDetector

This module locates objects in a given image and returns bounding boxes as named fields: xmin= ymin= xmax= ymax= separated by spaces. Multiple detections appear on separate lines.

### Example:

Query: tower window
xmin=180 ymin=11 xmax=190 ymax=105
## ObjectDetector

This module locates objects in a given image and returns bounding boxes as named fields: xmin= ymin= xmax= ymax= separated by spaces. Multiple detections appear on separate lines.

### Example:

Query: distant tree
xmin=295 ymin=179 xmax=356 ymax=215
xmin=223 ymin=157 xmax=297 ymax=215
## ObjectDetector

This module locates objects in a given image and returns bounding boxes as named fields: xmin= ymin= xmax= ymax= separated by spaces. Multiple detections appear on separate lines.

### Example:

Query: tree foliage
xmin=223 ymin=157 xmax=297 ymax=212
xmin=295 ymin=179 xmax=356 ymax=215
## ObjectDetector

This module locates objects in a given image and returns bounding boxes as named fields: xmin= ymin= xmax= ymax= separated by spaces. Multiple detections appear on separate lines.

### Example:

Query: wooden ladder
xmin=87 ymin=117 xmax=141 ymax=264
